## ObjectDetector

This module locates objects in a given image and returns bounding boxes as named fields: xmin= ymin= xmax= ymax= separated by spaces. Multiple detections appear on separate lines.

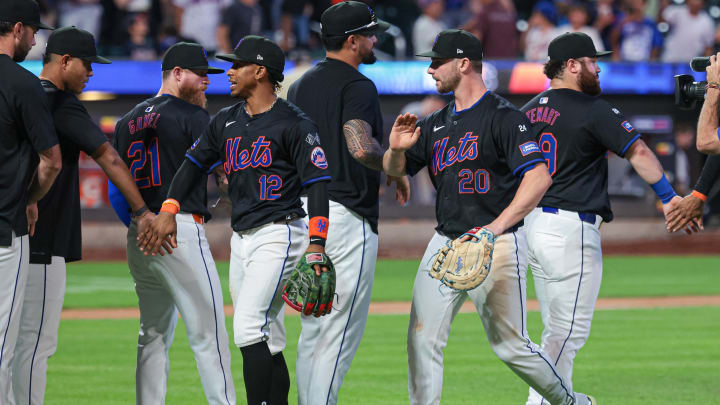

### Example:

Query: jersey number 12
xmin=259 ymin=174 xmax=282 ymax=200
xmin=128 ymin=138 xmax=161 ymax=189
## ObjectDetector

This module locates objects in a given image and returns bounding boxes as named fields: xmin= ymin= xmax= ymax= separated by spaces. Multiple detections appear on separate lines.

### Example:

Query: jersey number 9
xmin=538 ymin=133 xmax=557 ymax=177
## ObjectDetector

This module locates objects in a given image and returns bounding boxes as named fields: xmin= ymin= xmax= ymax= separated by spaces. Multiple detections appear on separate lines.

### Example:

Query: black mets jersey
xmin=287 ymin=58 xmax=383 ymax=234
xmin=113 ymin=94 xmax=211 ymax=218
xmin=521 ymin=88 xmax=642 ymax=222
xmin=405 ymin=91 xmax=545 ymax=238
xmin=30 ymin=80 xmax=108 ymax=264
xmin=0 ymin=55 xmax=58 ymax=246
xmin=186 ymin=98 xmax=331 ymax=232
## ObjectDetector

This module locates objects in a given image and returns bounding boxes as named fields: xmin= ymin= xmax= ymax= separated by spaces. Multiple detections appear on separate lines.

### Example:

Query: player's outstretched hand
xmin=666 ymin=194 xmax=704 ymax=234
xmin=389 ymin=113 xmax=421 ymax=152
xmin=386 ymin=175 xmax=411 ymax=205
xmin=26 ymin=203 xmax=38 ymax=237
xmin=137 ymin=212 xmax=178 ymax=256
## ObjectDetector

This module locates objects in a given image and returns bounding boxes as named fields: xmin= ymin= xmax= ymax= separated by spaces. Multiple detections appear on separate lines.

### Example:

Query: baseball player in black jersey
xmin=113 ymin=42 xmax=236 ymax=405
xmin=0 ymin=1 xmax=60 ymax=400
xmin=384 ymin=30 xmax=596 ymax=405
xmin=139 ymin=36 xmax=332 ymax=405
xmin=287 ymin=3 xmax=409 ymax=404
xmin=9 ymin=26 xmax=164 ymax=405
xmin=520 ymin=32 xmax=683 ymax=405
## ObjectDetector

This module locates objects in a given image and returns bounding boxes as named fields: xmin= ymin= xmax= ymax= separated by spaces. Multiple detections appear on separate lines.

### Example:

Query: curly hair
xmin=543 ymin=59 xmax=566 ymax=80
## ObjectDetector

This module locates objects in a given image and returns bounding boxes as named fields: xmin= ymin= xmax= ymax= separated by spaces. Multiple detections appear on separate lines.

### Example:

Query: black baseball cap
xmin=416 ymin=29 xmax=483 ymax=60
xmin=320 ymin=1 xmax=390 ymax=37
xmin=216 ymin=35 xmax=285 ymax=81
xmin=46 ymin=26 xmax=111 ymax=64
xmin=0 ymin=0 xmax=53 ymax=30
xmin=162 ymin=42 xmax=224 ymax=73
xmin=548 ymin=32 xmax=612 ymax=61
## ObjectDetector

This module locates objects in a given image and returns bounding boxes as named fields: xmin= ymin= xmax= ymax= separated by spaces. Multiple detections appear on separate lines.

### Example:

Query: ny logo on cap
xmin=367 ymin=5 xmax=376 ymax=22
xmin=257 ymin=54 xmax=264 ymax=61
xmin=457 ymin=48 xmax=464 ymax=54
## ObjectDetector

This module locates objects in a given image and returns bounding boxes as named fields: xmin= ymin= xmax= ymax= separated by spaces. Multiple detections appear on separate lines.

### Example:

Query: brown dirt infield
xmin=61 ymin=295 xmax=720 ymax=320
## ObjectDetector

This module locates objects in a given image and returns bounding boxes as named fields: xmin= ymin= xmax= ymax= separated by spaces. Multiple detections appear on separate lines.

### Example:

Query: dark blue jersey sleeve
xmin=495 ymin=109 xmax=545 ymax=177
xmin=586 ymin=99 xmax=641 ymax=158
xmin=286 ymin=119 xmax=331 ymax=187
xmin=186 ymin=113 xmax=223 ymax=170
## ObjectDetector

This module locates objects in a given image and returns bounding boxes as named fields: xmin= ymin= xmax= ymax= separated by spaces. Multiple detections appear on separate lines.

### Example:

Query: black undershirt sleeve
xmin=166 ymin=158 xmax=206 ymax=207
xmin=693 ymin=154 xmax=720 ymax=196
xmin=305 ymin=180 xmax=329 ymax=219
xmin=306 ymin=180 xmax=329 ymax=246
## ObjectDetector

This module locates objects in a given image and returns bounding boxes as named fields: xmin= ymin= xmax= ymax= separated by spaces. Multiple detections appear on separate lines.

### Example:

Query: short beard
xmin=360 ymin=49 xmax=377 ymax=65
xmin=179 ymin=87 xmax=207 ymax=109
xmin=436 ymin=68 xmax=461 ymax=94
xmin=13 ymin=42 xmax=31 ymax=62
xmin=577 ymin=62 xmax=601 ymax=96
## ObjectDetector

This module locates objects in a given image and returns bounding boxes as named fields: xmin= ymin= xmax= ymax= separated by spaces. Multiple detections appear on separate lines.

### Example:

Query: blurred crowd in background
xmin=24 ymin=0 xmax=720 ymax=63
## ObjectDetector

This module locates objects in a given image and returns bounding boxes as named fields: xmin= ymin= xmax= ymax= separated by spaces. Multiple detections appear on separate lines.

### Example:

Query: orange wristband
xmin=160 ymin=199 xmax=180 ymax=214
xmin=309 ymin=216 xmax=329 ymax=239
xmin=691 ymin=190 xmax=707 ymax=202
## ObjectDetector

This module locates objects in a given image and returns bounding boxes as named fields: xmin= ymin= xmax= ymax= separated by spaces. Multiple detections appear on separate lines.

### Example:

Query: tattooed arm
xmin=343 ymin=119 xmax=385 ymax=171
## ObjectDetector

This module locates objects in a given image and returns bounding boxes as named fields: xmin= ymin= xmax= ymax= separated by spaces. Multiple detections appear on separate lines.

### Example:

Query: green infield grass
xmin=63 ymin=256 xmax=720 ymax=308
xmin=47 ymin=307 xmax=720 ymax=404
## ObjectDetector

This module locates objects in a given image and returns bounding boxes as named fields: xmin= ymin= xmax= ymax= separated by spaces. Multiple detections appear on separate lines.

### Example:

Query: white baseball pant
xmin=296 ymin=200 xmax=378 ymax=405
xmin=127 ymin=214 xmax=235 ymax=405
xmin=525 ymin=207 xmax=603 ymax=405
xmin=408 ymin=230 xmax=578 ymax=405
xmin=228 ymin=219 xmax=307 ymax=350
xmin=12 ymin=255 xmax=66 ymax=405
xmin=0 ymin=233 xmax=29 ymax=403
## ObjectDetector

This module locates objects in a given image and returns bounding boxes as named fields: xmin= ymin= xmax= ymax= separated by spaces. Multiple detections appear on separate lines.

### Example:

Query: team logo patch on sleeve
xmin=621 ymin=120 xmax=634 ymax=132
xmin=518 ymin=141 xmax=541 ymax=156
xmin=311 ymin=146 xmax=328 ymax=169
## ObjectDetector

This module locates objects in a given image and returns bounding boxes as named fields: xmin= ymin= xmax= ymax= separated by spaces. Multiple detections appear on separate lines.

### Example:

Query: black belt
xmin=541 ymin=207 xmax=596 ymax=225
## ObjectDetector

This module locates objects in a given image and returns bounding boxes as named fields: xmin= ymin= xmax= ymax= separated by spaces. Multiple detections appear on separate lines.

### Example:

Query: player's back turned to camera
xmin=520 ymin=31 xmax=685 ymax=405
xmin=112 ymin=42 xmax=237 ymax=405
xmin=286 ymin=3 xmax=411 ymax=404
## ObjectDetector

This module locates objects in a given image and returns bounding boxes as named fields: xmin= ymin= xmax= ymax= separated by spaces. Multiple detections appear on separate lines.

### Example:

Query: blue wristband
xmin=650 ymin=174 xmax=677 ymax=204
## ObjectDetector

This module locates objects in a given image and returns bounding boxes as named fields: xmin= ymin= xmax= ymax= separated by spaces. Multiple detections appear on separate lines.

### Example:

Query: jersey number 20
xmin=458 ymin=169 xmax=490 ymax=194
xmin=128 ymin=138 xmax=161 ymax=189
xmin=538 ymin=132 xmax=557 ymax=177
